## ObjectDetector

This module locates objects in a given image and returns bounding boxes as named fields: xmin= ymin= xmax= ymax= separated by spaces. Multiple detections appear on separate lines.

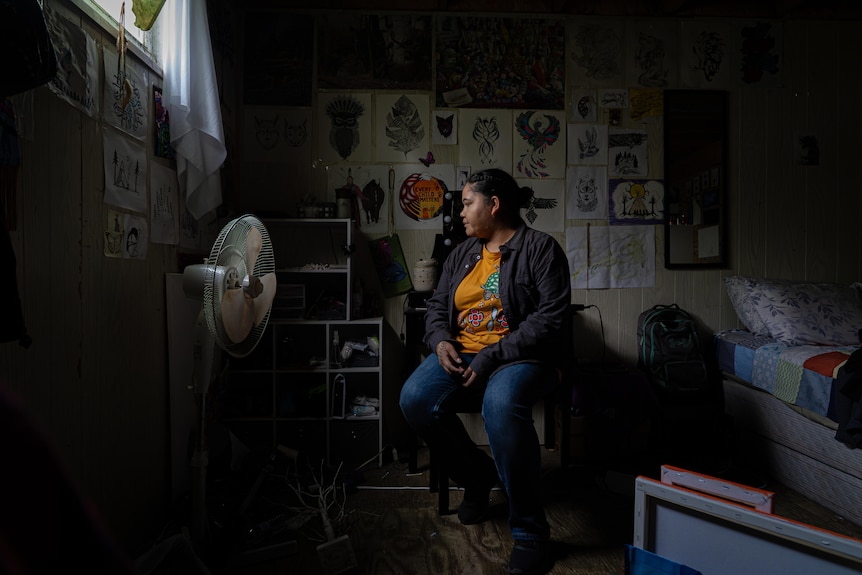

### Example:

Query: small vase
xmin=413 ymin=258 xmax=438 ymax=292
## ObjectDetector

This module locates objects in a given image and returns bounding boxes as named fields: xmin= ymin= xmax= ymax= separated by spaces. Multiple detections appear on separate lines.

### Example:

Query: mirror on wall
xmin=664 ymin=90 xmax=728 ymax=269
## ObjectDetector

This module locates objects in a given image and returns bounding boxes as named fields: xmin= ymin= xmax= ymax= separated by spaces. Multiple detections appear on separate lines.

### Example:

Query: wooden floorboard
xmin=191 ymin=446 xmax=862 ymax=575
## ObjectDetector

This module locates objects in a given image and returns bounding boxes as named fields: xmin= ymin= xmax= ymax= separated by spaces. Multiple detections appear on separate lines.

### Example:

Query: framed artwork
xmin=436 ymin=16 xmax=565 ymax=109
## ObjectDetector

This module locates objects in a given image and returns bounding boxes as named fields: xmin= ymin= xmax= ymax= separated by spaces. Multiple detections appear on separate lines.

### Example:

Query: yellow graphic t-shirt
xmin=454 ymin=247 xmax=509 ymax=354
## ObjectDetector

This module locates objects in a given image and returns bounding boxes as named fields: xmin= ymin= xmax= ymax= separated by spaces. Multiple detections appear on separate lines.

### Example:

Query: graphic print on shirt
xmin=458 ymin=263 xmax=508 ymax=334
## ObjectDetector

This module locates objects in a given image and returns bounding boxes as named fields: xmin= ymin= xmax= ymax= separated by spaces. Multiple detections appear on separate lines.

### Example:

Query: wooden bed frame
xmin=722 ymin=375 xmax=862 ymax=527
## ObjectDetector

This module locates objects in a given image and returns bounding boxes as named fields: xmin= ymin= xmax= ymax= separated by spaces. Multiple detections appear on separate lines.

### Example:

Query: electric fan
xmin=181 ymin=214 xmax=277 ymax=550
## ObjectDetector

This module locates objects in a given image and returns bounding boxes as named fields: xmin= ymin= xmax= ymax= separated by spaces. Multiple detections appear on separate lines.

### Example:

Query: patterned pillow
xmin=724 ymin=276 xmax=771 ymax=335
xmin=750 ymin=281 xmax=862 ymax=346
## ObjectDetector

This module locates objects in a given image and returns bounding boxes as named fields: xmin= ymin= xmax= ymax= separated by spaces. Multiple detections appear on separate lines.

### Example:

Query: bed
xmin=716 ymin=276 xmax=862 ymax=527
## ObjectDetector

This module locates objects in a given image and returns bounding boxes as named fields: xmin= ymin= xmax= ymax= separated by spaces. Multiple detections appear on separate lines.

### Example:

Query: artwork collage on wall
xmin=236 ymin=11 xmax=783 ymax=289
xmin=43 ymin=1 xmax=186 ymax=259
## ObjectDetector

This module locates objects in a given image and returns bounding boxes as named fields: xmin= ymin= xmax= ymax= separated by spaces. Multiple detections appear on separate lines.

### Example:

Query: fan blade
xmin=254 ymin=273 xmax=277 ymax=325
xmin=246 ymin=226 xmax=263 ymax=275
xmin=222 ymin=288 xmax=254 ymax=343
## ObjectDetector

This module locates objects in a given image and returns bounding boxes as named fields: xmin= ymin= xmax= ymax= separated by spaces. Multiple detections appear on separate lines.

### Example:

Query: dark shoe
xmin=509 ymin=539 xmax=553 ymax=575
xmin=457 ymin=486 xmax=491 ymax=524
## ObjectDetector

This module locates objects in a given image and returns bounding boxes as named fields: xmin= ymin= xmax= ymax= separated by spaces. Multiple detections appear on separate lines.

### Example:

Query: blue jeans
xmin=399 ymin=353 xmax=556 ymax=541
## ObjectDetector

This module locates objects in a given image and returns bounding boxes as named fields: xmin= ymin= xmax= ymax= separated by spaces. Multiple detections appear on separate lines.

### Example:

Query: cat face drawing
xmin=255 ymin=115 xmax=280 ymax=150
xmin=436 ymin=113 xmax=454 ymax=138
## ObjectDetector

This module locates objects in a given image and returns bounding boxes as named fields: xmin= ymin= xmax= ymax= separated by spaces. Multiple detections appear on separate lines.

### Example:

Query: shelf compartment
xmin=275 ymin=323 xmax=327 ymax=369
xmin=275 ymin=373 xmax=327 ymax=419
xmin=330 ymin=371 xmax=381 ymax=419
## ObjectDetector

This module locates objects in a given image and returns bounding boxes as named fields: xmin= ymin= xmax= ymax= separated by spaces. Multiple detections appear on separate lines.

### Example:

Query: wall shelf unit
xmin=221 ymin=219 xmax=385 ymax=467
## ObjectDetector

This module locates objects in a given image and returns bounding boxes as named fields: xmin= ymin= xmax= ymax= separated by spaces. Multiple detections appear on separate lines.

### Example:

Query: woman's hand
xmin=436 ymin=341 xmax=465 ymax=378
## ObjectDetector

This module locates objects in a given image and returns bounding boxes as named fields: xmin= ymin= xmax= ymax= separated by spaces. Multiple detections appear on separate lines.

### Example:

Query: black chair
xmin=428 ymin=305 xmax=577 ymax=515
xmin=428 ymin=386 xmax=571 ymax=515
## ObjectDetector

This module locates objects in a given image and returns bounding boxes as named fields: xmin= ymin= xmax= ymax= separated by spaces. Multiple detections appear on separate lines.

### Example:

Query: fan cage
xmin=202 ymin=214 xmax=275 ymax=358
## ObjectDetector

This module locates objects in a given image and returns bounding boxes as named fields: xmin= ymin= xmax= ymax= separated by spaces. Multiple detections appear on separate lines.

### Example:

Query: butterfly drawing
xmin=419 ymin=151 xmax=435 ymax=167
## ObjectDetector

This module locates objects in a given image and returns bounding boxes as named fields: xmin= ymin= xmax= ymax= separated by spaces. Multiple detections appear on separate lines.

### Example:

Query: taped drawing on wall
xmin=566 ymin=224 xmax=655 ymax=289
xmin=513 ymin=110 xmax=566 ymax=179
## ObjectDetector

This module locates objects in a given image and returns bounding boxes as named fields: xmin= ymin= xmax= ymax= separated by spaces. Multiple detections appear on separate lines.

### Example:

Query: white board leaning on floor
xmin=633 ymin=471 xmax=862 ymax=575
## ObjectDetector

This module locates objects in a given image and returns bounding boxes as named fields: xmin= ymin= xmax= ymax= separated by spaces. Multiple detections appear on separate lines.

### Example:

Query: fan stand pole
xmin=190 ymin=315 xmax=217 ymax=555
xmin=191 ymin=389 xmax=208 ymax=554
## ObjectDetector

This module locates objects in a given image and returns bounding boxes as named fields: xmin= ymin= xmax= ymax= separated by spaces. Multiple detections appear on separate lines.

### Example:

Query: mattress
xmin=714 ymin=329 xmax=856 ymax=420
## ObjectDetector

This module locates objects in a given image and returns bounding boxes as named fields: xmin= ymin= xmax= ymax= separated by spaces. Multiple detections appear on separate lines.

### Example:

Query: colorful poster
xmin=368 ymin=234 xmax=413 ymax=297
xmin=436 ymin=16 xmax=565 ymax=109
xmin=392 ymin=164 xmax=455 ymax=231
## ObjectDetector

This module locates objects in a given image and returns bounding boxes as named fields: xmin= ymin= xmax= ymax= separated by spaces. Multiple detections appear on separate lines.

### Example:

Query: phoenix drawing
xmin=515 ymin=111 xmax=560 ymax=178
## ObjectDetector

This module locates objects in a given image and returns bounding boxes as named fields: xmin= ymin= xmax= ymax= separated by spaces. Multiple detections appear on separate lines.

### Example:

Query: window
xmin=66 ymin=0 xmax=163 ymax=69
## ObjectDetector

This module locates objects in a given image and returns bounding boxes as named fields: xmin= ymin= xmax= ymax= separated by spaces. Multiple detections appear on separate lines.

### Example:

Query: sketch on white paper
xmin=608 ymin=129 xmax=648 ymax=178
xmin=566 ymin=166 xmax=608 ymax=220
xmin=432 ymin=110 xmax=458 ymax=145
xmin=317 ymin=92 xmax=373 ymax=163
xmin=598 ymin=89 xmax=629 ymax=109
xmin=567 ymin=123 xmax=608 ymax=166
xmin=392 ymin=164 xmax=454 ymax=231
xmin=570 ymin=89 xmax=597 ymax=123
xmin=458 ymin=108 xmax=513 ymax=171
xmin=104 ymin=128 xmax=147 ymax=214
xmin=609 ymin=179 xmax=664 ymax=225
xmin=124 ymin=214 xmax=148 ymax=259
xmin=568 ymin=20 xmax=624 ymax=88
xmin=566 ymin=225 xmax=654 ymax=289
xmin=680 ymin=21 xmax=731 ymax=89
xmin=104 ymin=208 xmax=148 ymax=260
xmin=516 ymin=178 xmax=563 ymax=233
xmin=150 ymin=162 xmax=180 ymax=245
xmin=44 ymin=4 xmax=99 ymax=118
xmin=375 ymin=93 xmax=430 ymax=163
xmin=103 ymin=46 xmax=148 ymax=140
xmin=243 ymin=106 xmax=311 ymax=163
xmin=326 ymin=165 xmax=391 ymax=234
xmin=624 ymin=19 xmax=679 ymax=88
xmin=513 ymin=110 xmax=566 ymax=179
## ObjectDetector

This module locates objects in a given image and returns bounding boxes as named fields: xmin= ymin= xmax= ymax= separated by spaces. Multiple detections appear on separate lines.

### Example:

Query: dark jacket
xmin=424 ymin=222 xmax=572 ymax=379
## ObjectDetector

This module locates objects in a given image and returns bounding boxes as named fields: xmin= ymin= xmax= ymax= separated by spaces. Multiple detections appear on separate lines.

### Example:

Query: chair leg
xmin=437 ymin=455 xmax=450 ymax=515
xmin=429 ymin=446 xmax=452 ymax=515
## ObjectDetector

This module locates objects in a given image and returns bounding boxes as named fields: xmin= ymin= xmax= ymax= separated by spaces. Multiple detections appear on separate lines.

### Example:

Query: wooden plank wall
xmin=0 ymin=1 xmax=174 ymax=553
xmin=1 ymin=5 xmax=861 ymax=557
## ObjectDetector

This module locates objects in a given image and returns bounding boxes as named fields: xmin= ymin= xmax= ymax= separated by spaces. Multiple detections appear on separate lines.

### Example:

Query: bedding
xmin=714 ymin=329 xmax=856 ymax=420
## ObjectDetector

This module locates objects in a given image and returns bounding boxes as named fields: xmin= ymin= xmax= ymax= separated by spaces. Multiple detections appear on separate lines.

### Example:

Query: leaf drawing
xmin=385 ymin=95 xmax=424 ymax=156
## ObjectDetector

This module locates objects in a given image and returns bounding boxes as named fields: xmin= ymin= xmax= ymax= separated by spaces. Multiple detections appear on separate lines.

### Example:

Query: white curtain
xmin=161 ymin=0 xmax=225 ymax=221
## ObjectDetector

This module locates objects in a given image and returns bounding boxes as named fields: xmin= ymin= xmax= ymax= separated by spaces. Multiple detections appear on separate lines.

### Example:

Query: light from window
xmin=91 ymin=0 xmax=144 ymax=42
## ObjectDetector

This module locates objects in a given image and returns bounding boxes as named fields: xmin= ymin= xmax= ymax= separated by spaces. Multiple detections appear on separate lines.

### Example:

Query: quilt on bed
xmin=714 ymin=329 xmax=857 ymax=419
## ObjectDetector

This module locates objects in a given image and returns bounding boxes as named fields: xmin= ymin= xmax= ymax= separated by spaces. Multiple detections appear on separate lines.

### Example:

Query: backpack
xmin=637 ymin=304 xmax=709 ymax=394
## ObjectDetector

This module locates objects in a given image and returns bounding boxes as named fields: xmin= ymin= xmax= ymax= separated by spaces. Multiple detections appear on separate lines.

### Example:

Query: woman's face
xmin=460 ymin=184 xmax=495 ymax=238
